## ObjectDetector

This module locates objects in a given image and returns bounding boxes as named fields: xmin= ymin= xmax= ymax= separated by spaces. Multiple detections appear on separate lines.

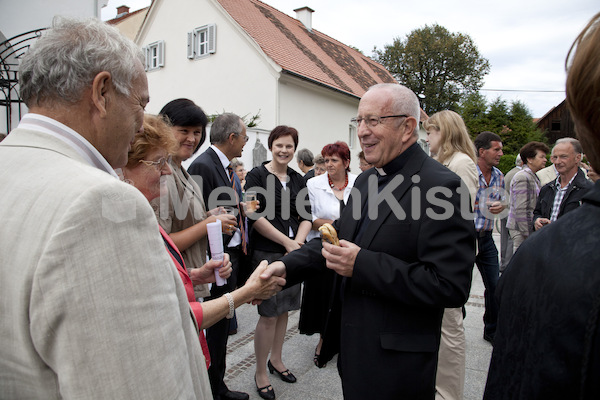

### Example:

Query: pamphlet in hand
xmin=207 ymin=219 xmax=227 ymax=286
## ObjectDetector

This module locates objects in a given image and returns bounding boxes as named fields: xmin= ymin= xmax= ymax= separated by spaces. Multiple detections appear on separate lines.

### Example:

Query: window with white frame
xmin=187 ymin=24 xmax=216 ymax=59
xmin=143 ymin=41 xmax=165 ymax=71
xmin=348 ymin=124 xmax=356 ymax=149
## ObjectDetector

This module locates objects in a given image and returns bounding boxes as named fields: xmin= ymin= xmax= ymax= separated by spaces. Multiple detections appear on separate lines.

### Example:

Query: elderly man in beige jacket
xmin=0 ymin=18 xmax=212 ymax=399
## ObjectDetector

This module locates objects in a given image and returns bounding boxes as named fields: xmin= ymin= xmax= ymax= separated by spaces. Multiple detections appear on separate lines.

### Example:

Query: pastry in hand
xmin=318 ymin=223 xmax=340 ymax=246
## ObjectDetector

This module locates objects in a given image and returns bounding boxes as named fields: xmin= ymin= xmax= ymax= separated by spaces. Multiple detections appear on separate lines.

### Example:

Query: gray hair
xmin=296 ymin=148 xmax=314 ymax=166
xmin=367 ymin=83 xmax=421 ymax=137
xmin=19 ymin=16 xmax=144 ymax=107
xmin=515 ymin=154 xmax=523 ymax=166
xmin=313 ymin=154 xmax=325 ymax=164
xmin=210 ymin=113 xmax=244 ymax=144
xmin=230 ymin=157 xmax=244 ymax=169
xmin=554 ymin=137 xmax=583 ymax=154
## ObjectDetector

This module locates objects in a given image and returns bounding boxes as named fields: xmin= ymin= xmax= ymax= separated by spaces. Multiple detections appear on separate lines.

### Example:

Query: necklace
xmin=328 ymin=173 xmax=348 ymax=191
xmin=267 ymin=162 xmax=288 ymax=181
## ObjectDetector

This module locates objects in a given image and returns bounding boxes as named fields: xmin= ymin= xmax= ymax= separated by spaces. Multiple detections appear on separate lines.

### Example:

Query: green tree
xmin=460 ymin=92 xmax=490 ymax=138
xmin=457 ymin=94 xmax=546 ymax=155
xmin=486 ymin=97 xmax=510 ymax=134
xmin=373 ymin=24 xmax=490 ymax=115
xmin=208 ymin=110 xmax=261 ymax=127
xmin=510 ymin=101 xmax=545 ymax=143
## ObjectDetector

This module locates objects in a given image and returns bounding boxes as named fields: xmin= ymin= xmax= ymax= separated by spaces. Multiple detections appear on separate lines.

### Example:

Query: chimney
xmin=116 ymin=5 xmax=130 ymax=17
xmin=294 ymin=6 xmax=314 ymax=32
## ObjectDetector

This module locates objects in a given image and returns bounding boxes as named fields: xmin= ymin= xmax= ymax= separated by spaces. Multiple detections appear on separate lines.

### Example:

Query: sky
xmin=102 ymin=0 xmax=599 ymax=118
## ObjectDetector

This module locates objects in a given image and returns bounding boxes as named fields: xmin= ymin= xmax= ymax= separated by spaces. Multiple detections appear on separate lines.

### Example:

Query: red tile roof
xmin=216 ymin=0 xmax=396 ymax=99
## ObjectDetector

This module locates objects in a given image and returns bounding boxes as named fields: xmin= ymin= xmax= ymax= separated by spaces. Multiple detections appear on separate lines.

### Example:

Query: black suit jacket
xmin=281 ymin=145 xmax=476 ymax=400
xmin=188 ymin=147 xmax=245 ymax=396
xmin=303 ymin=168 xmax=315 ymax=182
xmin=188 ymin=147 xmax=243 ymax=211
xmin=485 ymin=182 xmax=600 ymax=399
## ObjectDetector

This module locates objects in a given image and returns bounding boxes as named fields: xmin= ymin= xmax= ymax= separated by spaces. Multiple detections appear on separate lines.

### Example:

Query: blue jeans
xmin=475 ymin=231 xmax=499 ymax=338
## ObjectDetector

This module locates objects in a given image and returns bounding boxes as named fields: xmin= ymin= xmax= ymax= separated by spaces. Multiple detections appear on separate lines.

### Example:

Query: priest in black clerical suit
xmin=262 ymin=84 xmax=476 ymax=400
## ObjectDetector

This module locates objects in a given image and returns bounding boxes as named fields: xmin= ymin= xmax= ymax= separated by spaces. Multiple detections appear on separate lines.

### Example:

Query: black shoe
xmin=313 ymin=350 xmax=326 ymax=368
xmin=255 ymin=375 xmax=275 ymax=400
xmin=483 ymin=333 xmax=495 ymax=345
xmin=221 ymin=390 xmax=249 ymax=400
xmin=267 ymin=360 xmax=297 ymax=383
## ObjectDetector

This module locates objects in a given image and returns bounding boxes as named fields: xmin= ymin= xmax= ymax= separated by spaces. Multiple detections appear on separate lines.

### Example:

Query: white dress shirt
xmin=306 ymin=172 xmax=357 ymax=241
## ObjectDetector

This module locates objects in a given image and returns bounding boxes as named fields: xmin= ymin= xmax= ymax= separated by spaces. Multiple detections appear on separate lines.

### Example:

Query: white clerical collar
xmin=18 ymin=113 xmax=119 ymax=178
xmin=375 ymin=167 xmax=387 ymax=176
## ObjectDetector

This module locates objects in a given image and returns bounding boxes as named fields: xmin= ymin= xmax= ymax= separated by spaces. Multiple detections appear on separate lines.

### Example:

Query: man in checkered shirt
xmin=473 ymin=131 xmax=506 ymax=345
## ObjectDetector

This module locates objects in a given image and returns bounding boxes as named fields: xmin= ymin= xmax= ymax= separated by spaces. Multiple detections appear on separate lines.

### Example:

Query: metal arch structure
xmin=0 ymin=27 xmax=47 ymax=135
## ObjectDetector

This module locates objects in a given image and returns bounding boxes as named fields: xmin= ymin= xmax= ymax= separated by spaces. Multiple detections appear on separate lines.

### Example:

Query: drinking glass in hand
xmin=245 ymin=191 xmax=258 ymax=212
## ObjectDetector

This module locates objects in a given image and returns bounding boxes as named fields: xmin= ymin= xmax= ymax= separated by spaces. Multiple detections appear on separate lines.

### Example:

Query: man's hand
xmin=190 ymin=253 xmax=232 ymax=285
xmin=247 ymin=261 xmax=287 ymax=305
xmin=487 ymin=201 xmax=505 ymax=215
xmin=260 ymin=261 xmax=287 ymax=280
xmin=244 ymin=261 xmax=286 ymax=304
xmin=534 ymin=217 xmax=551 ymax=230
xmin=213 ymin=214 xmax=237 ymax=236
xmin=322 ymin=240 xmax=360 ymax=277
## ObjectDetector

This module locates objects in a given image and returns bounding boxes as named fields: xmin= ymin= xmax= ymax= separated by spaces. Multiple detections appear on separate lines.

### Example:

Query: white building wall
xmin=136 ymin=0 xmax=379 ymax=175
xmin=278 ymin=75 xmax=361 ymax=173
xmin=138 ymin=0 xmax=279 ymax=130
xmin=138 ymin=0 xmax=283 ymax=173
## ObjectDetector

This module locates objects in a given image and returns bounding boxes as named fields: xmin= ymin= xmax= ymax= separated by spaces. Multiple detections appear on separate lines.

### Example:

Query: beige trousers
xmin=435 ymin=307 xmax=466 ymax=400
xmin=509 ymin=229 xmax=527 ymax=254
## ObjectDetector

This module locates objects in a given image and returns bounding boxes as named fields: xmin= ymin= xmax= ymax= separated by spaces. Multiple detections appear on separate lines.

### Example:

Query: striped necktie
xmin=227 ymin=164 xmax=247 ymax=254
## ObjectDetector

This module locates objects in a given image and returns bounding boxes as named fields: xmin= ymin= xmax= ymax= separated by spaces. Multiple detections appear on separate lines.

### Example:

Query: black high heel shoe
xmin=267 ymin=360 xmax=297 ymax=383
xmin=255 ymin=374 xmax=275 ymax=400
xmin=313 ymin=350 xmax=327 ymax=368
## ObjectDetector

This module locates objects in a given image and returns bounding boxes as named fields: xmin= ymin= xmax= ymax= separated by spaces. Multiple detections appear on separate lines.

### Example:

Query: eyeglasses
xmin=139 ymin=155 xmax=172 ymax=171
xmin=350 ymin=115 xmax=408 ymax=128
xmin=235 ymin=133 xmax=249 ymax=142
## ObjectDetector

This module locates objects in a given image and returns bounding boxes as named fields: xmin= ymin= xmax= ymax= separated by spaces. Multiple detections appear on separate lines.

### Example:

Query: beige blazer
xmin=0 ymin=128 xmax=211 ymax=399
xmin=443 ymin=152 xmax=479 ymax=209
xmin=537 ymin=164 xmax=558 ymax=186
xmin=151 ymin=165 xmax=210 ymax=298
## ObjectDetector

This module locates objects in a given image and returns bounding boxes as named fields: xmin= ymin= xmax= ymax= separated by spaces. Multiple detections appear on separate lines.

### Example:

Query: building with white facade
xmin=135 ymin=0 xmax=398 ymax=171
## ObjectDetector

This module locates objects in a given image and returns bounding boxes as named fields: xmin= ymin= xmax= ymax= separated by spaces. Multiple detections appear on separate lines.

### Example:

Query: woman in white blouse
xmin=299 ymin=141 xmax=357 ymax=368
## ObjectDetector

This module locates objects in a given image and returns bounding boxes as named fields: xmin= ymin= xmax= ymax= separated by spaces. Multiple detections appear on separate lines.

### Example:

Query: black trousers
xmin=206 ymin=245 xmax=244 ymax=398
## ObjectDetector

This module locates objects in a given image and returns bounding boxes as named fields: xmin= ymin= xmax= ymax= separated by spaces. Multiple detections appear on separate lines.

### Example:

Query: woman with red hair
xmin=299 ymin=141 xmax=357 ymax=368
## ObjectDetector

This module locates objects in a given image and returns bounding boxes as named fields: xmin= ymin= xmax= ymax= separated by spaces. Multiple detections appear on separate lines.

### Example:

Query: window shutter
xmin=157 ymin=40 xmax=165 ymax=67
xmin=208 ymin=24 xmax=216 ymax=54
xmin=142 ymin=46 xmax=149 ymax=71
xmin=187 ymin=31 xmax=194 ymax=59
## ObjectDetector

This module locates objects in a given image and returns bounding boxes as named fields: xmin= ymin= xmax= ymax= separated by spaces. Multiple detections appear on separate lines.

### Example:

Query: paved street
xmin=222 ymin=235 xmax=497 ymax=400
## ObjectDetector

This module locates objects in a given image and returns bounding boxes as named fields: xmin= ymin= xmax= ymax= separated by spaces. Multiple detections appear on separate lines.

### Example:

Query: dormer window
xmin=187 ymin=24 xmax=216 ymax=60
